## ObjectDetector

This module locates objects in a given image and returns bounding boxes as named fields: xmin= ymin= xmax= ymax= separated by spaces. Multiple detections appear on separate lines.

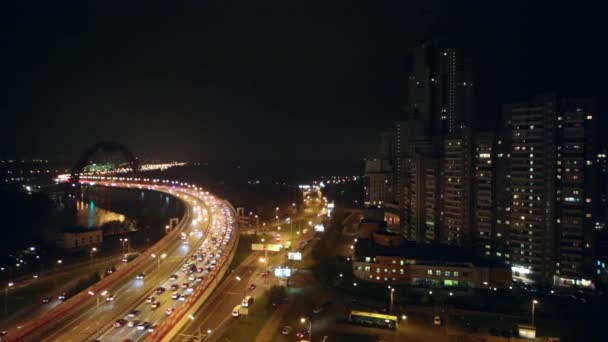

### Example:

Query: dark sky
xmin=0 ymin=1 xmax=604 ymax=163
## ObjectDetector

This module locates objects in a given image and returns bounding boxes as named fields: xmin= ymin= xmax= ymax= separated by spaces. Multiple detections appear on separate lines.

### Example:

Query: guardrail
xmin=11 ymin=184 xmax=189 ymax=342
xmin=78 ymin=187 xmax=218 ymax=342
xmin=147 ymin=201 xmax=239 ymax=341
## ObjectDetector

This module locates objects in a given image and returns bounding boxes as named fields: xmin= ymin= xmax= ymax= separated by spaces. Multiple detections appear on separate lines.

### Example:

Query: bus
xmin=348 ymin=310 xmax=398 ymax=329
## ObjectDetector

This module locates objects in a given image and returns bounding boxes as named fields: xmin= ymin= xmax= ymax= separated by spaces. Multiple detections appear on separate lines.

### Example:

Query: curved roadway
xmin=6 ymin=181 xmax=237 ymax=342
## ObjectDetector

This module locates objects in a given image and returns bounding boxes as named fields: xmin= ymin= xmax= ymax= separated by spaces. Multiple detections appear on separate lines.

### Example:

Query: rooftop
xmin=354 ymin=238 xmax=508 ymax=269
xmin=61 ymin=226 xmax=101 ymax=234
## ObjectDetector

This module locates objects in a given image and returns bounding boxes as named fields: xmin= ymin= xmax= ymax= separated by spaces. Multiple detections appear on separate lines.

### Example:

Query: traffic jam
xmin=98 ymin=188 xmax=235 ymax=340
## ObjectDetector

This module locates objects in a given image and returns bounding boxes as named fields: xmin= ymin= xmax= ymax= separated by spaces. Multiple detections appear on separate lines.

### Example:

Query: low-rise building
xmin=352 ymin=230 xmax=511 ymax=289
xmin=57 ymin=227 xmax=102 ymax=249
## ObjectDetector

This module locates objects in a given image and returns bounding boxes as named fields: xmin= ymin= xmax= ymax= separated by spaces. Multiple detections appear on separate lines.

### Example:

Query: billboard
xmin=288 ymin=252 xmax=302 ymax=261
xmin=274 ymin=267 xmax=292 ymax=278
xmin=251 ymin=243 xmax=283 ymax=252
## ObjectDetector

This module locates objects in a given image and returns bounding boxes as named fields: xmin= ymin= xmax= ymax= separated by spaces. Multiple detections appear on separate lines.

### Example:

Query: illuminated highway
xmin=176 ymin=199 xmax=324 ymax=341
xmin=7 ymin=179 xmax=237 ymax=342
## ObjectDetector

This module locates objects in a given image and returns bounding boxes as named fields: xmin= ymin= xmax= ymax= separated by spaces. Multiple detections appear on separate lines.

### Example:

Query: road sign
xmin=288 ymin=252 xmax=302 ymax=260
xmin=274 ymin=267 xmax=292 ymax=278
xmin=251 ymin=243 xmax=282 ymax=251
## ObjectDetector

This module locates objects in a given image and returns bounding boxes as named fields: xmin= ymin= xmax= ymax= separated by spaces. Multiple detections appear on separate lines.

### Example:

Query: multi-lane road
xmin=176 ymin=204 xmax=324 ymax=341
xmin=6 ymin=180 xmax=238 ymax=342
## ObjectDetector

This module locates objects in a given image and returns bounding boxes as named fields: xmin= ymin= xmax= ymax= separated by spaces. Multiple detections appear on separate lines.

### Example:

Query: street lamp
xmin=120 ymin=238 xmax=130 ymax=254
xmin=151 ymin=253 xmax=167 ymax=270
xmin=389 ymin=288 xmax=395 ymax=314
xmin=531 ymin=299 xmax=539 ymax=326
xmin=4 ymin=282 xmax=14 ymax=317
xmin=300 ymin=316 xmax=312 ymax=341
xmin=90 ymin=247 xmax=98 ymax=265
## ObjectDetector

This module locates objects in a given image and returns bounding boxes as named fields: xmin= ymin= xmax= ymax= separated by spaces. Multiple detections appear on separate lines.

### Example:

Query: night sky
xmin=0 ymin=1 xmax=604 ymax=163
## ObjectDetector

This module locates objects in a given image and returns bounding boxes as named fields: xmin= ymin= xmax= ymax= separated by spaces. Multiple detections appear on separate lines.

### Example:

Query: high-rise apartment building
xmin=473 ymin=132 xmax=495 ymax=255
xmin=504 ymin=93 xmax=557 ymax=281
xmin=438 ymin=48 xmax=475 ymax=137
xmin=398 ymin=41 xmax=476 ymax=246
xmin=503 ymin=94 xmax=601 ymax=286
xmin=554 ymin=98 xmax=599 ymax=286
xmin=364 ymin=159 xmax=392 ymax=207
xmin=402 ymin=155 xmax=440 ymax=242
xmin=440 ymin=127 xmax=473 ymax=245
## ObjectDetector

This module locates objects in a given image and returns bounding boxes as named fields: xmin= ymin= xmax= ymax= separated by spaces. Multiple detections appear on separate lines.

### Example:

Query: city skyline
xmin=2 ymin=2 xmax=608 ymax=341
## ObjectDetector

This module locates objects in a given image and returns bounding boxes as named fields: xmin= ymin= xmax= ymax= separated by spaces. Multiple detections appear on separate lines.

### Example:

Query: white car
xmin=281 ymin=325 xmax=293 ymax=335
xmin=166 ymin=308 xmax=174 ymax=315
xmin=105 ymin=294 xmax=116 ymax=302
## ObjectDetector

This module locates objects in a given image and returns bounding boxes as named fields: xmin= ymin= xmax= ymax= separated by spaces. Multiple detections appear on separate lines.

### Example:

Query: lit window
xmin=454 ymin=272 xmax=459 ymax=277
xmin=436 ymin=270 xmax=441 ymax=276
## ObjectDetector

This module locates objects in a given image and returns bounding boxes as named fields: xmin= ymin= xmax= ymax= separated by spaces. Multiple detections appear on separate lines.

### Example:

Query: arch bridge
xmin=70 ymin=141 xmax=139 ymax=183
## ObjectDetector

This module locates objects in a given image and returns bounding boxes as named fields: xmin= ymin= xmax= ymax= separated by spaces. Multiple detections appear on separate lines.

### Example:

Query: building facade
xmin=473 ymin=132 xmax=495 ymax=255
xmin=364 ymin=159 xmax=392 ymax=207
xmin=504 ymin=93 xmax=558 ymax=281
xmin=441 ymin=128 xmax=473 ymax=245
xmin=503 ymin=94 xmax=601 ymax=287
xmin=57 ymin=227 xmax=103 ymax=249
xmin=352 ymin=230 xmax=511 ymax=289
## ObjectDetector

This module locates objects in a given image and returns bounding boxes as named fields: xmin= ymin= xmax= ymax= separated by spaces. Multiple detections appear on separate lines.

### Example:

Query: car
xmin=106 ymin=294 xmax=116 ymax=302
xmin=127 ymin=319 xmax=139 ymax=328
xmin=195 ymin=276 xmax=203 ymax=282
xmin=148 ymin=325 xmax=157 ymax=332
xmin=281 ymin=325 xmax=292 ymax=335
xmin=188 ymin=275 xmax=196 ymax=281
xmin=186 ymin=286 xmax=194 ymax=293
xmin=128 ymin=310 xmax=140 ymax=318
xmin=170 ymin=284 xmax=179 ymax=291
xmin=179 ymin=295 xmax=186 ymax=301
xmin=166 ymin=308 xmax=174 ymax=315
xmin=137 ymin=322 xmax=150 ymax=331
xmin=156 ymin=287 xmax=166 ymax=294
xmin=114 ymin=319 xmax=127 ymax=328
xmin=106 ymin=266 xmax=116 ymax=275
xmin=42 ymin=297 xmax=51 ymax=303
xmin=169 ymin=274 xmax=178 ymax=281
xmin=262 ymin=271 xmax=270 ymax=277
xmin=136 ymin=273 xmax=145 ymax=280
xmin=182 ymin=282 xmax=189 ymax=289
xmin=296 ymin=331 xmax=308 ymax=339
xmin=146 ymin=296 xmax=155 ymax=303
xmin=171 ymin=293 xmax=179 ymax=300
xmin=58 ymin=293 xmax=67 ymax=301
xmin=249 ymin=284 xmax=256 ymax=291
xmin=151 ymin=301 xmax=160 ymax=309
xmin=434 ymin=316 xmax=442 ymax=326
